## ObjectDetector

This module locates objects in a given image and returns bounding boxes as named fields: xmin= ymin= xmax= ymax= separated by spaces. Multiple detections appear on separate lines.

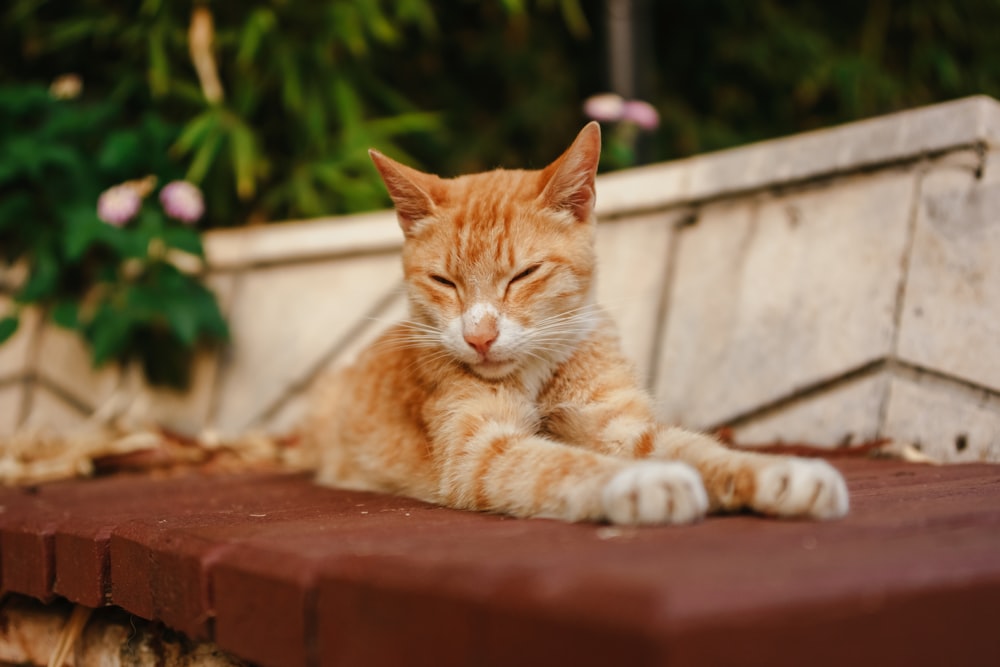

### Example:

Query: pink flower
xmin=622 ymin=100 xmax=660 ymax=130
xmin=583 ymin=93 xmax=626 ymax=123
xmin=49 ymin=74 xmax=83 ymax=100
xmin=97 ymin=184 xmax=141 ymax=227
xmin=159 ymin=181 xmax=204 ymax=224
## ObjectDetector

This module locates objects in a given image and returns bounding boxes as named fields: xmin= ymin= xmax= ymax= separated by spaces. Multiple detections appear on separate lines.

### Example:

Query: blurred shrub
xmin=3 ymin=0 xmax=999 ymax=217
xmin=2 ymin=0 xmax=451 ymax=227
xmin=0 ymin=85 xmax=227 ymax=388
xmin=1 ymin=1 xmax=594 ymax=225
xmin=645 ymin=0 xmax=1000 ymax=158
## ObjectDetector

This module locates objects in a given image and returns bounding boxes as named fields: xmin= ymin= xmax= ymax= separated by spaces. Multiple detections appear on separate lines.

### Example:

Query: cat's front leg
xmin=651 ymin=426 xmax=849 ymax=520
xmin=425 ymin=386 xmax=708 ymax=524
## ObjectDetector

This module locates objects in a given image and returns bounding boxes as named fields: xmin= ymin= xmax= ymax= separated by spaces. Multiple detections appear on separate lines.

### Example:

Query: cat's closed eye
xmin=510 ymin=265 xmax=540 ymax=284
xmin=431 ymin=274 xmax=456 ymax=288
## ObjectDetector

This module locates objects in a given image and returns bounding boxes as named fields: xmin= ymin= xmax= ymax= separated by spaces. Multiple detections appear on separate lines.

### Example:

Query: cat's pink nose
xmin=464 ymin=330 xmax=497 ymax=357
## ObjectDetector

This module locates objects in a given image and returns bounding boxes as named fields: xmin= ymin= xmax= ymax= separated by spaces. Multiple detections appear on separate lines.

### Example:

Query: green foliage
xmin=2 ymin=1 xmax=447 ymax=226
xmin=642 ymin=0 xmax=1000 ymax=158
xmin=0 ymin=86 xmax=227 ymax=388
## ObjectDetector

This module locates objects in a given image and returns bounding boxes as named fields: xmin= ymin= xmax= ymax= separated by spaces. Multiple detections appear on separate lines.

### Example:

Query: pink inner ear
xmin=540 ymin=122 xmax=601 ymax=222
xmin=369 ymin=149 xmax=439 ymax=234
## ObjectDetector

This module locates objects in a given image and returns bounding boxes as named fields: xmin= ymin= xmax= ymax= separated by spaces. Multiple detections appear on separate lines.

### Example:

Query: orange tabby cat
xmin=309 ymin=122 xmax=848 ymax=524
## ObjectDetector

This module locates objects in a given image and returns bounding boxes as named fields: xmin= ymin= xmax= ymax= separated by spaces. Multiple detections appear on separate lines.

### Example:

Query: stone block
xmin=596 ymin=161 xmax=690 ymax=218
xmin=897 ymin=154 xmax=1000 ymax=393
xmin=205 ymin=210 xmax=401 ymax=270
xmin=136 ymin=273 xmax=237 ymax=435
xmin=730 ymin=374 xmax=888 ymax=447
xmin=882 ymin=375 xmax=1000 ymax=463
xmin=656 ymin=171 xmax=916 ymax=429
xmin=0 ymin=383 xmax=23 ymax=436
xmin=35 ymin=323 xmax=119 ymax=412
xmin=212 ymin=253 xmax=403 ymax=436
xmin=0 ymin=302 xmax=38 ymax=383
xmin=595 ymin=212 xmax=677 ymax=380
xmin=20 ymin=385 xmax=89 ymax=433
xmin=258 ymin=292 xmax=409 ymax=437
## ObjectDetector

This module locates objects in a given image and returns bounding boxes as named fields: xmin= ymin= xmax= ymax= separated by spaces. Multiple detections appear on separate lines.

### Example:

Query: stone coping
xmin=204 ymin=95 xmax=1000 ymax=270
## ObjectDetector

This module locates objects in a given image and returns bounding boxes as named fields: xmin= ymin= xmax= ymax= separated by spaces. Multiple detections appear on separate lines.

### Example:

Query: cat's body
xmin=308 ymin=123 xmax=848 ymax=524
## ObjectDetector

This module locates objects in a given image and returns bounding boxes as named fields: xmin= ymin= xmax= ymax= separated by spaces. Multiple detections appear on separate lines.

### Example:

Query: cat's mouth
xmin=470 ymin=356 xmax=518 ymax=378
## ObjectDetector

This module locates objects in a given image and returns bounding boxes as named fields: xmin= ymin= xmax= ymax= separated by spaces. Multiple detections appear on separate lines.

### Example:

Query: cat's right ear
xmin=369 ymin=149 xmax=439 ymax=236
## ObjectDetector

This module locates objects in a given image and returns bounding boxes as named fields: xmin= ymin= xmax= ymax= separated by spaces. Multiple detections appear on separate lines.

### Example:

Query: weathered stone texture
xmin=882 ymin=375 xmax=1000 ymax=463
xmin=594 ymin=211 xmax=677 ymax=379
xmin=897 ymin=152 xmax=1000 ymax=394
xmin=731 ymin=375 xmax=888 ymax=448
xmin=212 ymin=253 xmax=402 ymax=436
xmin=656 ymin=171 xmax=915 ymax=430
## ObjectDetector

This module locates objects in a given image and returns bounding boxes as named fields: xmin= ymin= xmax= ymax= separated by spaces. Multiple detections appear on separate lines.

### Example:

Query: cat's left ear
xmin=369 ymin=149 xmax=442 ymax=236
xmin=538 ymin=121 xmax=601 ymax=224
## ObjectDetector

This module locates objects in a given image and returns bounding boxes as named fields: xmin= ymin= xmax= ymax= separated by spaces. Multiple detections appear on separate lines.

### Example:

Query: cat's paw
xmin=753 ymin=458 xmax=849 ymax=520
xmin=601 ymin=461 xmax=708 ymax=525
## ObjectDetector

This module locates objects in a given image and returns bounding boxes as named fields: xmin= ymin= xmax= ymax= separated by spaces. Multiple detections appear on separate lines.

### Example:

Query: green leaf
xmin=237 ymin=7 xmax=276 ymax=66
xmin=185 ymin=128 xmax=224 ymax=185
xmin=62 ymin=210 xmax=104 ymax=259
xmin=17 ymin=248 xmax=59 ymax=302
xmin=89 ymin=313 xmax=131 ymax=366
xmin=0 ymin=193 xmax=33 ymax=231
xmin=162 ymin=226 xmax=205 ymax=257
xmin=172 ymin=109 xmax=218 ymax=155
xmin=164 ymin=299 xmax=199 ymax=345
xmin=229 ymin=120 xmax=259 ymax=200
xmin=97 ymin=130 xmax=141 ymax=172
xmin=0 ymin=315 xmax=18 ymax=344
xmin=51 ymin=301 xmax=79 ymax=329
xmin=331 ymin=77 xmax=364 ymax=136
xmin=148 ymin=26 xmax=170 ymax=97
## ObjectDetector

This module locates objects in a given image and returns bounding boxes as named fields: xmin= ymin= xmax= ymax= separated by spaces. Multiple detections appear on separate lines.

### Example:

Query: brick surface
xmin=2 ymin=451 xmax=1000 ymax=667
xmin=0 ymin=488 xmax=59 ymax=602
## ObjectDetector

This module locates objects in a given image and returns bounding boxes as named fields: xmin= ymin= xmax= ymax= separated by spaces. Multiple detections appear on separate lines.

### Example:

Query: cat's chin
xmin=469 ymin=358 xmax=519 ymax=380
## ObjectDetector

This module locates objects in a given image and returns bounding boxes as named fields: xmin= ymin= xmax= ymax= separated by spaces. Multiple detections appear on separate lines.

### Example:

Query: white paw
xmin=601 ymin=461 xmax=708 ymax=525
xmin=754 ymin=458 xmax=849 ymax=520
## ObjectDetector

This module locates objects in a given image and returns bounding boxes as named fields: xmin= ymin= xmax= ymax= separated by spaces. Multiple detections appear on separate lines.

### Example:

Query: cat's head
xmin=370 ymin=123 xmax=601 ymax=380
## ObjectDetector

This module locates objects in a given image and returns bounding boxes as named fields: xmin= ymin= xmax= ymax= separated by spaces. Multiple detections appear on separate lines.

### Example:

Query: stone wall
xmin=2 ymin=96 xmax=999 ymax=462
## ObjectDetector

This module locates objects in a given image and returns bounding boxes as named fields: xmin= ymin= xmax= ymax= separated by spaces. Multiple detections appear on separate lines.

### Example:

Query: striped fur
xmin=309 ymin=123 xmax=848 ymax=524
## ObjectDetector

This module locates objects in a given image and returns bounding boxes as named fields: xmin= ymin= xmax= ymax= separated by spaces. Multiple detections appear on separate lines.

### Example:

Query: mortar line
xmin=250 ymin=281 xmax=406 ymax=430
xmin=877 ymin=165 xmax=928 ymax=436
xmin=886 ymin=358 xmax=1000 ymax=413
xmin=645 ymin=209 xmax=695 ymax=394
xmin=205 ymin=262 xmax=250 ymax=429
xmin=715 ymin=356 xmax=1000 ymax=432
xmin=32 ymin=375 xmax=94 ymax=416
xmin=710 ymin=359 xmax=889 ymax=431
xmin=15 ymin=307 xmax=46 ymax=429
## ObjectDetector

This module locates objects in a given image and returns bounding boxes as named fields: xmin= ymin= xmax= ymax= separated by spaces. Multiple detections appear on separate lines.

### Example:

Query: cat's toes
xmin=602 ymin=461 xmax=708 ymax=525
xmin=753 ymin=458 xmax=849 ymax=520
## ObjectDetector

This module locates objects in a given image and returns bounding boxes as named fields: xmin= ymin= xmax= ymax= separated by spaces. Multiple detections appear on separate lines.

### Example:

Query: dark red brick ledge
xmin=1 ymin=459 xmax=999 ymax=667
